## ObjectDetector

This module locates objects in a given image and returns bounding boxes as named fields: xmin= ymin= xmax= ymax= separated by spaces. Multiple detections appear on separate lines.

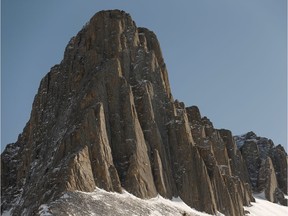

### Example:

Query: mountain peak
xmin=1 ymin=10 xmax=287 ymax=215
xmin=245 ymin=131 xmax=257 ymax=139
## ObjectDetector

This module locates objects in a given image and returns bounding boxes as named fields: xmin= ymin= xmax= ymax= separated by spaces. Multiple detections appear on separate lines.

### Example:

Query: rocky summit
xmin=1 ymin=10 xmax=287 ymax=216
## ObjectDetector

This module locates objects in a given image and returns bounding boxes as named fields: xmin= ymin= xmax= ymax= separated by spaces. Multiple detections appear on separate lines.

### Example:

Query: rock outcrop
xmin=234 ymin=132 xmax=287 ymax=206
xmin=1 ymin=10 xmax=284 ymax=216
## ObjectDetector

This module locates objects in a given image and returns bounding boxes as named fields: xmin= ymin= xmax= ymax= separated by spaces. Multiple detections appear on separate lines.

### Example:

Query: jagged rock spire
xmin=234 ymin=132 xmax=287 ymax=205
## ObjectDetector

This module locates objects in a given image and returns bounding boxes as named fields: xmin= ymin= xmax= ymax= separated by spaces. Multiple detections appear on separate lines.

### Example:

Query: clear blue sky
xmin=1 ymin=0 xmax=287 ymax=152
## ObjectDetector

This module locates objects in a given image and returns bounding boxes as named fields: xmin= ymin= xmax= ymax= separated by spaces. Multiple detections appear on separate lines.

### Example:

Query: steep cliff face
xmin=234 ymin=132 xmax=287 ymax=206
xmin=1 ymin=10 xmax=279 ymax=216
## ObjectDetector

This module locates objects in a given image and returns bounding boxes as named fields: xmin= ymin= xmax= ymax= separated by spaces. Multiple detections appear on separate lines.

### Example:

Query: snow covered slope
xmin=35 ymin=188 xmax=221 ymax=216
xmin=3 ymin=188 xmax=288 ymax=215
xmin=244 ymin=194 xmax=288 ymax=216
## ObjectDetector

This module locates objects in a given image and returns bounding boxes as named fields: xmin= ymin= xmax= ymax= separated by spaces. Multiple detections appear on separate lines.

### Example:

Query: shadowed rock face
xmin=234 ymin=132 xmax=287 ymax=206
xmin=1 ymin=10 xmax=275 ymax=215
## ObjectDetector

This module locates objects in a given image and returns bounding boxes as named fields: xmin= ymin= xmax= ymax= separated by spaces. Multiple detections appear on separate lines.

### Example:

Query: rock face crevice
xmin=1 ymin=10 xmax=286 ymax=216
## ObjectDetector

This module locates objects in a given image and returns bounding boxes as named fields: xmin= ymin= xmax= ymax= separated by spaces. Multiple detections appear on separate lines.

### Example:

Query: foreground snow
xmin=53 ymin=189 xmax=221 ymax=216
xmin=244 ymin=194 xmax=288 ymax=216
xmin=3 ymin=188 xmax=287 ymax=215
xmin=38 ymin=188 xmax=222 ymax=216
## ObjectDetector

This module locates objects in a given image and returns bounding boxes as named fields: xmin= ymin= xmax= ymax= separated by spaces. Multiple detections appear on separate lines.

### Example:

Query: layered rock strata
xmin=1 ymin=10 xmax=282 ymax=216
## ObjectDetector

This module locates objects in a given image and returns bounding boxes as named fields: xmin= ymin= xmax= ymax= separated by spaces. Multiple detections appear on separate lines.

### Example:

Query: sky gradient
xmin=1 ymin=0 xmax=287 ymax=151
